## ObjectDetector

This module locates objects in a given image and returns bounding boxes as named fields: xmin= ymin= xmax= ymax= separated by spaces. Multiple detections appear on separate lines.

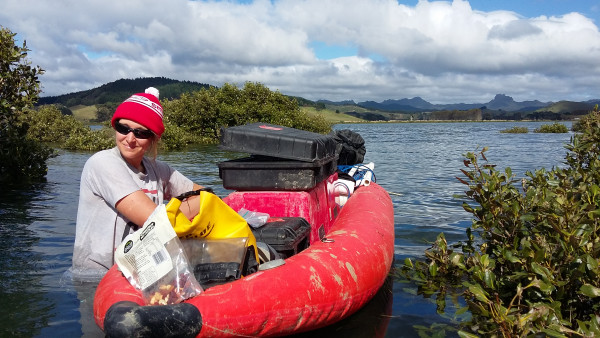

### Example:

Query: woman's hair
xmin=147 ymin=135 xmax=159 ymax=160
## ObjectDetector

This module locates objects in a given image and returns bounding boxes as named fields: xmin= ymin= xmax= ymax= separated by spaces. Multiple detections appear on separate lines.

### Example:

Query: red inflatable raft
xmin=94 ymin=182 xmax=394 ymax=337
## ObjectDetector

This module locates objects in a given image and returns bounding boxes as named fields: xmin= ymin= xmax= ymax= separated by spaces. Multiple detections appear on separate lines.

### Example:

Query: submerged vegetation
xmin=534 ymin=122 xmax=569 ymax=133
xmin=398 ymin=107 xmax=600 ymax=336
xmin=499 ymin=126 xmax=528 ymax=133
xmin=500 ymin=122 xmax=569 ymax=134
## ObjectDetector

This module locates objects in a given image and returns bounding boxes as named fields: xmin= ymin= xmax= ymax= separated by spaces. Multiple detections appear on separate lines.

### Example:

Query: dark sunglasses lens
xmin=133 ymin=129 xmax=154 ymax=139
xmin=114 ymin=122 xmax=129 ymax=135
xmin=115 ymin=123 xmax=153 ymax=139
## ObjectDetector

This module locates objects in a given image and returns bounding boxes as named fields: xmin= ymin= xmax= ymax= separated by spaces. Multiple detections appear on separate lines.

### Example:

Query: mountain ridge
xmin=38 ymin=77 xmax=599 ymax=114
xmin=38 ymin=77 xmax=211 ymax=107
xmin=329 ymin=94 xmax=556 ymax=113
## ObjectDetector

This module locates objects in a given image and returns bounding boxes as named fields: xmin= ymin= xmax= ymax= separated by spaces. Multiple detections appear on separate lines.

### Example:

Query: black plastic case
xmin=251 ymin=217 xmax=311 ymax=259
xmin=194 ymin=262 xmax=241 ymax=286
xmin=218 ymin=155 xmax=337 ymax=191
xmin=219 ymin=123 xmax=338 ymax=162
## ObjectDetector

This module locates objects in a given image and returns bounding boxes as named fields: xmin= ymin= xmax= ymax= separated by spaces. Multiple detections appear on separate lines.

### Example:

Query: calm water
xmin=0 ymin=122 xmax=573 ymax=337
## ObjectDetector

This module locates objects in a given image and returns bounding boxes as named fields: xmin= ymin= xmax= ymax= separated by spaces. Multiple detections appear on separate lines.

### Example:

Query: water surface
xmin=0 ymin=121 xmax=573 ymax=337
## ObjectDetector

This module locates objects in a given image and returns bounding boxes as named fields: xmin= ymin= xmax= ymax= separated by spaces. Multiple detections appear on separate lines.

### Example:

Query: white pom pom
xmin=145 ymin=87 xmax=159 ymax=99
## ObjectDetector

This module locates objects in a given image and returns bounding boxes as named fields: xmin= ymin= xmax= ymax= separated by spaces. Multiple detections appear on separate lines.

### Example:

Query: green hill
xmin=38 ymin=78 xmax=367 ymax=123
xmin=38 ymin=77 xmax=212 ymax=107
xmin=299 ymin=106 xmax=365 ymax=123
xmin=536 ymin=100 xmax=596 ymax=114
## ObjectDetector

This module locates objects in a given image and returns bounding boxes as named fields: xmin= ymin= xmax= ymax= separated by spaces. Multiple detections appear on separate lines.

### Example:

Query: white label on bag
xmin=116 ymin=205 xmax=177 ymax=290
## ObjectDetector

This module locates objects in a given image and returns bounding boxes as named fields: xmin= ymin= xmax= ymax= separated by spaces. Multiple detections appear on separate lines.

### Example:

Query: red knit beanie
xmin=111 ymin=87 xmax=165 ymax=137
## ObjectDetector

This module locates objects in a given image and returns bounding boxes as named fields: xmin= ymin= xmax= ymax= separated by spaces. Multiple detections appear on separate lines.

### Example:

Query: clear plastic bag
xmin=115 ymin=205 xmax=203 ymax=305
xmin=237 ymin=208 xmax=269 ymax=228
xmin=182 ymin=237 xmax=249 ymax=266
xmin=181 ymin=237 xmax=249 ymax=286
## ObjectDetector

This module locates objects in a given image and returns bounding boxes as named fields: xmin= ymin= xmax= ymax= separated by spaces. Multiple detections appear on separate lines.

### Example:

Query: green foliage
xmin=25 ymin=105 xmax=84 ymax=143
xmin=23 ymin=105 xmax=113 ymax=151
xmin=159 ymin=122 xmax=204 ymax=151
xmin=429 ymin=109 xmax=483 ymax=121
xmin=572 ymin=104 xmax=599 ymax=133
xmin=399 ymin=110 xmax=600 ymax=336
xmin=500 ymin=126 xmax=528 ymax=134
xmin=534 ymin=122 xmax=569 ymax=133
xmin=0 ymin=26 xmax=54 ymax=184
xmin=62 ymin=128 xmax=114 ymax=151
xmin=95 ymin=103 xmax=118 ymax=122
xmin=162 ymin=81 xmax=331 ymax=147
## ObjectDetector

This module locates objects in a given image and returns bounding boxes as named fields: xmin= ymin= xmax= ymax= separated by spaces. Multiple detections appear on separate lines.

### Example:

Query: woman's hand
xmin=179 ymin=183 xmax=203 ymax=220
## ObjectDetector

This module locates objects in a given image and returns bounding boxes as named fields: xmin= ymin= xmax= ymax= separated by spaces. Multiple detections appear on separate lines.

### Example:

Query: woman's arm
xmin=116 ymin=183 xmax=204 ymax=227
xmin=115 ymin=190 xmax=159 ymax=227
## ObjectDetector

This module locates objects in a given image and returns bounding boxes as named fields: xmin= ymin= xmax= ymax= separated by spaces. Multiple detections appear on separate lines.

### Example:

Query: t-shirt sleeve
xmin=168 ymin=169 xmax=195 ymax=198
xmin=150 ymin=159 xmax=195 ymax=200
xmin=82 ymin=151 xmax=143 ymax=208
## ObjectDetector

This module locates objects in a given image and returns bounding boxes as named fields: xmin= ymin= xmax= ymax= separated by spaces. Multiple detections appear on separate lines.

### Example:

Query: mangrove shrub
xmin=0 ymin=26 xmax=54 ymax=183
xmin=24 ymin=105 xmax=114 ymax=151
xmin=499 ymin=126 xmax=528 ymax=134
xmin=162 ymin=82 xmax=331 ymax=145
xmin=401 ymin=108 xmax=600 ymax=337
xmin=534 ymin=122 xmax=569 ymax=133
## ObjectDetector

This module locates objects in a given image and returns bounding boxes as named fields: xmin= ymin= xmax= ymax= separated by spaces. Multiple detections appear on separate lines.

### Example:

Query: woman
xmin=71 ymin=87 xmax=202 ymax=277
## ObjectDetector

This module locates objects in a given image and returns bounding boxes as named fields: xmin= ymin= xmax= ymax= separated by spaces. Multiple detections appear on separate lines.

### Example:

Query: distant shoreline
xmin=335 ymin=119 xmax=576 ymax=124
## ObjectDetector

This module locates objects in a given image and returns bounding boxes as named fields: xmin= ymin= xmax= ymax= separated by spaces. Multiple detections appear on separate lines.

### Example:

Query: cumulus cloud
xmin=1 ymin=0 xmax=599 ymax=103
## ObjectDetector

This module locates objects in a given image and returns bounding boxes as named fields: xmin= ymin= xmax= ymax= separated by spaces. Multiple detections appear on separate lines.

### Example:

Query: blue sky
xmin=1 ymin=0 xmax=599 ymax=103
xmin=466 ymin=0 xmax=599 ymax=21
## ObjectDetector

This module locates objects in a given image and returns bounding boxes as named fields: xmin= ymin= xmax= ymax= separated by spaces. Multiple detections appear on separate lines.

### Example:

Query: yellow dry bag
xmin=165 ymin=189 xmax=259 ymax=265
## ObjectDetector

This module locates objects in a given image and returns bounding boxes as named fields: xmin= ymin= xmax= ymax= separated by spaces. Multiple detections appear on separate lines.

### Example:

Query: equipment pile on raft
xmin=94 ymin=123 xmax=395 ymax=337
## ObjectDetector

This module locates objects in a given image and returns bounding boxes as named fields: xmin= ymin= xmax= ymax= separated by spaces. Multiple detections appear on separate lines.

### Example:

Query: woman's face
xmin=114 ymin=118 xmax=154 ymax=167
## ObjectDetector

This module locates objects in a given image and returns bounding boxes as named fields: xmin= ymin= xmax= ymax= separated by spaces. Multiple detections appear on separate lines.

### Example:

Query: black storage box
xmin=194 ymin=262 xmax=241 ymax=286
xmin=219 ymin=123 xmax=338 ymax=162
xmin=218 ymin=155 xmax=337 ymax=191
xmin=251 ymin=217 xmax=311 ymax=259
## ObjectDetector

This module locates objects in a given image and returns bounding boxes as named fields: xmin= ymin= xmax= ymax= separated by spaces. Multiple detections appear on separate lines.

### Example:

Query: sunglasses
xmin=114 ymin=122 xmax=154 ymax=139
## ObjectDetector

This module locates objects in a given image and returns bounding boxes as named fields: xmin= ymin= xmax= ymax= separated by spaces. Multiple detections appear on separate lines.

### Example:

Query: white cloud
xmin=1 ymin=0 xmax=599 ymax=103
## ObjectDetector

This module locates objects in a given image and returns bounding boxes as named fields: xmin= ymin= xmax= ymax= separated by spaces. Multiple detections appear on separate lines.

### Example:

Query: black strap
xmin=122 ymin=221 xmax=139 ymax=241
xmin=175 ymin=187 xmax=214 ymax=201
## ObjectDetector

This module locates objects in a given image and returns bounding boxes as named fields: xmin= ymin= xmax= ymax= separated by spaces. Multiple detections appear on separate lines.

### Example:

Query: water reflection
xmin=0 ymin=185 xmax=52 ymax=337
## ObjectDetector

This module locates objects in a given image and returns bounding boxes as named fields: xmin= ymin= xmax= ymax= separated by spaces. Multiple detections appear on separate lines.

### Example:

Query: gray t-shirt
xmin=72 ymin=147 xmax=193 ymax=275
